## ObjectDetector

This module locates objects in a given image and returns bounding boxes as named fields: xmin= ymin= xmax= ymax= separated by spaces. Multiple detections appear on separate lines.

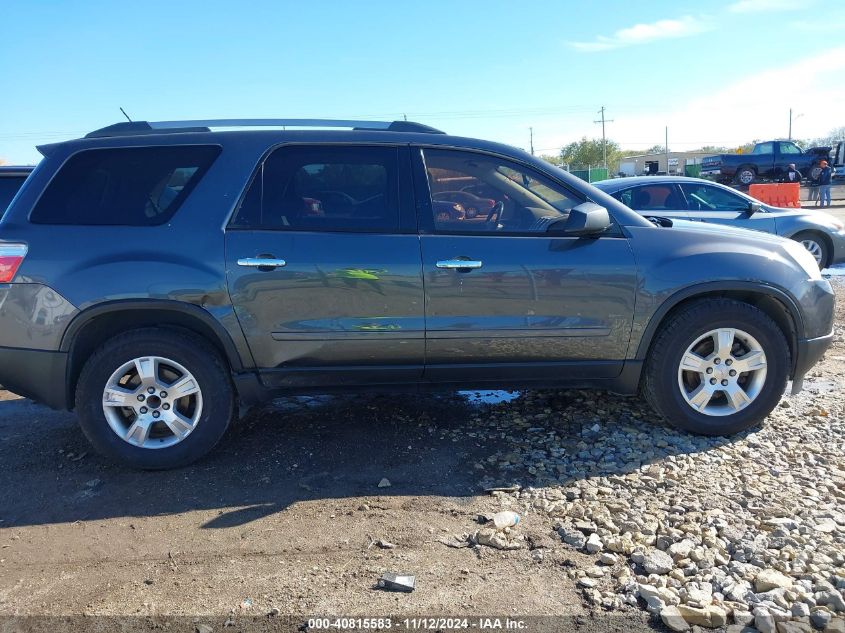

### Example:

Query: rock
xmin=643 ymin=549 xmax=674 ymax=575
xmin=586 ymin=533 xmax=603 ymax=553
xmin=756 ymin=569 xmax=794 ymax=593
xmin=791 ymin=602 xmax=811 ymax=618
xmin=733 ymin=611 xmax=754 ymax=626
xmin=578 ymin=577 xmax=597 ymax=588
xmin=377 ymin=478 xmax=391 ymax=488
xmin=816 ymin=591 xmax=845 ymax=612
xmin=669 ymin=539 xmax=695 ymax=560
xmin=599 ymin=552 xmax=618 ymax=565
xmin=476 ymin=528 xmax=522 ymax=550
xmin=660 ymin=605 xmax=691 ymax=632
xmin=823 ymin=619 xmax=845 ymax=633
xmin=813 ymin=519 xmax=837 ymax=533
xmin=676 ymin=604 xmax=727 ymax=628
xmin=776 ymin=622 xmax=813 ymax=633
xmin=811 ymin=609 xmax=833 ymax=629
xmin=196 ymin=626 xmax=213 ymax=633
xmin=756 ymin=611 xmax=777 ymax=633
xmin=562 ymin=529 xmax=586 ymax=549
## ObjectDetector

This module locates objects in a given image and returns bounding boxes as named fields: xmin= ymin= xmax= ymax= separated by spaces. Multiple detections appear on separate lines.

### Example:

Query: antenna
xmin=119 ymin=107 xmax=132 ymax=122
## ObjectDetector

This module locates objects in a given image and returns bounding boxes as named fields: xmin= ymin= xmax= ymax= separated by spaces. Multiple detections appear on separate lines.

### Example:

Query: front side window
xmin=617 ymin=184 xmax=684 ymax=211
xmin=680 ymin=183 xmax=747 ymax=211
xmin=422 ymin=148 xmax=581 ymax=234
xmin=30 ymin=146 xmax=220 ymax=225
xmin=780 ymin=142 xmax=802 ymax=155
xmin=231 ymin=145 xmax=399 ymax=232
xmin=751 ymin=142 xmax=774 ymax=155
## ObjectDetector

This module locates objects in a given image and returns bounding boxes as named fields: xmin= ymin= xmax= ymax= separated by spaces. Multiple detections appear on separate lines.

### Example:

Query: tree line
xmin=543 ymin=126 xmax=844 ymax=173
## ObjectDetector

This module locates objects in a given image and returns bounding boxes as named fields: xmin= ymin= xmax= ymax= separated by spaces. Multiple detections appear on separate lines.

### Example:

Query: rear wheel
xmin=644 ymin=298 xmax=789 ymax=436
xmin=76 ymin=328 xmax=235 ymax=469
xmin=792 ymin=230 xmax=829 ymax=269
xmin=735 ymin=166 xmax=756 ymax=186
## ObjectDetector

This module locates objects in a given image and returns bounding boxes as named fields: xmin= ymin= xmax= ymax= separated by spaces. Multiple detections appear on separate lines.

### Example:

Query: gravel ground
xmin=0 ymin=278 xmax=843 ymax=633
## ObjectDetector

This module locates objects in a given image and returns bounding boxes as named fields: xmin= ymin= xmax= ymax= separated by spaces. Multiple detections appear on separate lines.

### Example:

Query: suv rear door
xmin=413 ymin=147 xmax=637 ymax=383
xmin=224 ymin=144 xmax=425 ymax=388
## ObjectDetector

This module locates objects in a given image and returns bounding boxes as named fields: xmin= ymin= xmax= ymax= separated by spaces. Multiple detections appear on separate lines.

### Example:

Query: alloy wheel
xmin=677 ymin=328 xmax=767 ymax=417
xmin=102 ymin=356 xmax=203 ymax=449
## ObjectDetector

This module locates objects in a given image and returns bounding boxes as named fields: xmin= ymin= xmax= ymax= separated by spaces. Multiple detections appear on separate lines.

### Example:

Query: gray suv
xmin=0 ymin=119 xmax=835 ymax=469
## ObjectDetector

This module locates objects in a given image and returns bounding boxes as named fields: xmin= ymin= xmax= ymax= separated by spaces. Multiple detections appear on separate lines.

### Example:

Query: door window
xmin=751 ymin=142 xmax=774 ymax=155
xmin=231 ymin=145 xmax=399 ymax=232
xmin=421 ymin=148 xmax=581 ymax=234
xmin=680 ymin=183 xmax=748 ymax=211
xmin=616 ymin=184 xmax=684 ymax=211
xmin=779 ymin=142 xmax=802 ymax=155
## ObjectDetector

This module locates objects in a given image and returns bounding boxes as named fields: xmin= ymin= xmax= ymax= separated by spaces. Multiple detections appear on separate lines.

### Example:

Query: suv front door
xmin=679 ymin=182 xmax=776 ymax=233
xmin=414 ymin=147 xmax=637 ymax=383
xmin=225 ymin=144 xmax=425 ymax=388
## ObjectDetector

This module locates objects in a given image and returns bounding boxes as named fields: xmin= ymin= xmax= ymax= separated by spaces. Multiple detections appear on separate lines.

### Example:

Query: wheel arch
xmin=61 ymin=300 xmax=245 ymax=409
xmin=635 ymin=282 xmax=801 ymax=374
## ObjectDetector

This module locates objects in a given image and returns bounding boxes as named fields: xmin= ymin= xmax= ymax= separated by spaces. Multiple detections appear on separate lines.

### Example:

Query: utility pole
xmin=594 ymin=106 xmax=614 ymax=170
xmin=665 ymin=126 xmax=670 ymax=175
xmin=788 ymin=108 xmax=792 ymax=140
xmin=529 ymin=127 xmax=534 ymax=155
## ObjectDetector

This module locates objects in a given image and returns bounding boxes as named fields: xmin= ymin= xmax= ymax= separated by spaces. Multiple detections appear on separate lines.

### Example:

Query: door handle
xmin=237 ymin=257 xmax=287 ymax=269
xmin=436 ymin=259 xmax=483 ymax=270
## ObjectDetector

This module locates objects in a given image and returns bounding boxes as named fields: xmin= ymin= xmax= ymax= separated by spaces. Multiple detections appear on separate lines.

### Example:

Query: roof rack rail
xmin=85 ymin=118 xmax=445 ymax=138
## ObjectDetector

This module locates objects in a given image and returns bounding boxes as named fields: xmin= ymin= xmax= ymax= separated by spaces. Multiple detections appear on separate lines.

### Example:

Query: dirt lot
xmin=1 ymin=279 xmax=844 ymax=633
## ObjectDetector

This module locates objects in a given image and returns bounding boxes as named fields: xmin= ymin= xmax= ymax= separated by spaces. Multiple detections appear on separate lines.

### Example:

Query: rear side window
xmin=30 ymin=146 xmax=220 ymax=225
xmin=616 ymin=184 xmax=684 ymax=211
xmin=230 ymin=145 xmax=399 ymax=232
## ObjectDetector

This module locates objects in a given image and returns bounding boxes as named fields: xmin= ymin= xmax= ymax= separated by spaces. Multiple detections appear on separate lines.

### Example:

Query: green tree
xmin=644 ymin=145 xmax=666 ymax=154
xmin=559 ymin=137 xmax=621 ymax=169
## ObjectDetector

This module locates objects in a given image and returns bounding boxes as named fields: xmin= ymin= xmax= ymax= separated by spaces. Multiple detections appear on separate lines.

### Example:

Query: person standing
xmin=782 ymin=163 xmax=802 ymax=183
xmin=817 ymin=160 xmax=834 ymax=208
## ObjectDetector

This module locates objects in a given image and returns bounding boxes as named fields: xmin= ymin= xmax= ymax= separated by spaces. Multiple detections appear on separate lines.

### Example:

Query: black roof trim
xmin=84 ymin=118 xmax=445 ymax=139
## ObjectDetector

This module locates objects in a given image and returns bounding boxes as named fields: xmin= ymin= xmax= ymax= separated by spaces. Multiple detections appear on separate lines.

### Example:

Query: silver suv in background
xmin=593 ymin=176 xmax=845 ymax=269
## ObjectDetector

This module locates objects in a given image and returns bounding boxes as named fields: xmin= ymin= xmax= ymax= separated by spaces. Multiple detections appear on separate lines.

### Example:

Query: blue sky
xmin=1 ymin=0 xmax=843 ymax=164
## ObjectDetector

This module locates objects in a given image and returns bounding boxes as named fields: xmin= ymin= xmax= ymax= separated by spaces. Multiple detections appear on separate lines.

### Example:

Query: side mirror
xmin=549 ymin=202 xmax=612 ymax=236
xmin=747 ymin=202 xmax=761 ymax=216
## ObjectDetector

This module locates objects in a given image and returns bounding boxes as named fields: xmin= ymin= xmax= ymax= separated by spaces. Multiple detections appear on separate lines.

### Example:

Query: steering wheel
xmin=486 ymin=200 xmax=504 ymax=224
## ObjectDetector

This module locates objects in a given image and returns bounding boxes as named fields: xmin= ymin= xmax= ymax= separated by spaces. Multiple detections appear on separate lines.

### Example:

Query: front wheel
xmin=76 ymin=328 xmax=236 ymax=469
xmin=644 ymin=299 xmax=789 ymax=436
xmin=792 ymin=231 xmax=829 ymax=269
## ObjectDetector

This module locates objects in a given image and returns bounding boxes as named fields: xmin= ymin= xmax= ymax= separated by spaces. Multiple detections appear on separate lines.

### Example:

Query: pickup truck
xmin=700 ymin=140 xmax=831 ymax=186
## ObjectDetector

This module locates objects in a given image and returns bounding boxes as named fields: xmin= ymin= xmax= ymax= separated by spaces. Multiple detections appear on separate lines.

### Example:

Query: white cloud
xmin=728 ymin=0 xmax=803 ymax=13
xmin=569 ymin=15 xmax=712 ymax=52
xmin=528 ymin=46 xmax=845 ymax=155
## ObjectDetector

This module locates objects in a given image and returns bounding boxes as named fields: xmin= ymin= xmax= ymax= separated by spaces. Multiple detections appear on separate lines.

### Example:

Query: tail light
xmin=0 ymin=244 xmax=28 ymax=283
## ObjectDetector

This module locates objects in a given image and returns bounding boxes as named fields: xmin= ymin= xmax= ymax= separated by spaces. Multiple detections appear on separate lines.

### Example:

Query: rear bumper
xmin=791 ymin=331 xmax=834 ymax=393
xmin=0 ymin=346 xmax=69 ymax=409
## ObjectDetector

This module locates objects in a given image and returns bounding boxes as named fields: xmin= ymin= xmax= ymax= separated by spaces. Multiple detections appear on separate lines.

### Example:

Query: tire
xmin=792 ymin=231 xmax=829 ymax=269
xmin=76 ymin=328 xmax=235 ymax=469
xmin=643 ymin=298 xmax=789 ymax=436
xmin=735 ymin=166 xmax=756 ymax=186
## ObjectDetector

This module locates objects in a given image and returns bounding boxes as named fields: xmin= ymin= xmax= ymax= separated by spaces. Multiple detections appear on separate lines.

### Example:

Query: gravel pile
xmin=450 ymin=318 xmax=845 ymax=632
